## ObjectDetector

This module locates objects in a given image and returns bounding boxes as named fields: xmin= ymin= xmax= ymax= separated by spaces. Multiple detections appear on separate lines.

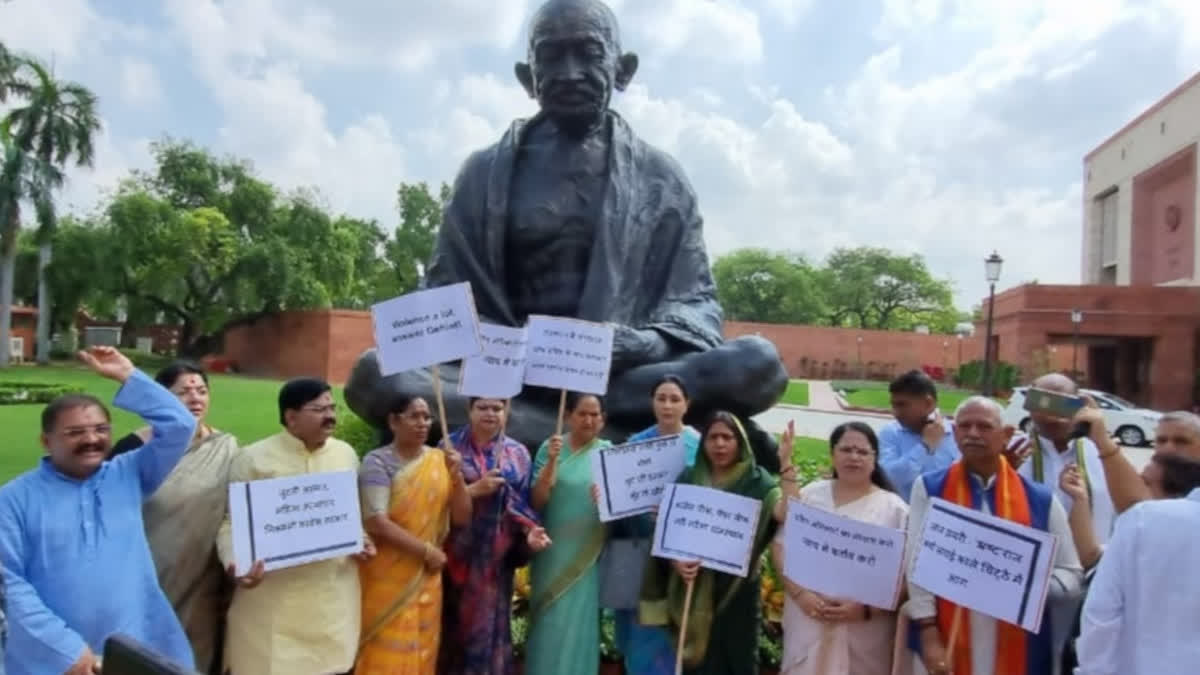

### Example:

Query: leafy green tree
xmin=712 ymin=249 xmax=827 ymax=324
xmin=822 ymin=246 xmax=956 ymax=330
xmin=0 ymin=126 xmax=60 ymax=364
xmin=387 ymin=181 xmax=449 ymax=293
xmin=3 ymin=55 xmax=101 ymax=363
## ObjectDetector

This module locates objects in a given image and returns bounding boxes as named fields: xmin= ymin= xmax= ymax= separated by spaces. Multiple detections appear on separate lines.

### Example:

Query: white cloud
xmin=118 ymin=58 xmax=163 ymax=109
xmin=7 ymin=0 xmax=1200 ymax=312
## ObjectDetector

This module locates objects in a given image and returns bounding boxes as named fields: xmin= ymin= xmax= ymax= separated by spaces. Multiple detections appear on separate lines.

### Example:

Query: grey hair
xmin=954 ymin=395 xmax=1004 ymax=425
xmin=1159 ymin=411 xmax=1200 ymax=436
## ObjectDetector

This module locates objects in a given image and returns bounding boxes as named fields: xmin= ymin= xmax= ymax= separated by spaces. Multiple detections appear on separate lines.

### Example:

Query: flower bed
xmin=0 ymin=381 xmax=84 ymax=405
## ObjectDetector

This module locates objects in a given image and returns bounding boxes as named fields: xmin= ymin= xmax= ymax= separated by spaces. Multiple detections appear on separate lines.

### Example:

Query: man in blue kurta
xmin=878 ymin=370 xmax=962 ymax=502
xmin=0 ymin=346 xmax=197 ymax=674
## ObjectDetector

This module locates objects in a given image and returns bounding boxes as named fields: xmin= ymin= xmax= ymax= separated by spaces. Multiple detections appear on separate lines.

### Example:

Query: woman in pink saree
xmin=770 ymin=421 xmax=909 ymax=675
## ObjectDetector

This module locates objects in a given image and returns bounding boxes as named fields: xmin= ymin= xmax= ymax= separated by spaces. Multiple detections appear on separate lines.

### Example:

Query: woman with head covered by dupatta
xmin=639 ymin=411 xmax=797 ymax=674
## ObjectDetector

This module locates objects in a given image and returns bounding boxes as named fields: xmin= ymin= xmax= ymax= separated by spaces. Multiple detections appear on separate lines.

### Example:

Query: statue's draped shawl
xmin=427 ymin=110 xmax=724 ymax=354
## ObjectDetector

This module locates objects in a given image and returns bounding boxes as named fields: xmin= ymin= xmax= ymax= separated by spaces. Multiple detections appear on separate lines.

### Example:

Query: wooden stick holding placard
xmin=674 ymin=578 xmax=696 ymax=675
xmin=431 ymin=364 xmax=453 ymax=449
xmin=945 ymin=605 xmax=963 ymax=675
xmin=554 ymin=389 xmax=567 ymax=436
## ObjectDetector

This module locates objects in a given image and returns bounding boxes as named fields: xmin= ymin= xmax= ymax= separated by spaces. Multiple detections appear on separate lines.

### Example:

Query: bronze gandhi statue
xmin=345 ymin=0 xmax=789 ymax=466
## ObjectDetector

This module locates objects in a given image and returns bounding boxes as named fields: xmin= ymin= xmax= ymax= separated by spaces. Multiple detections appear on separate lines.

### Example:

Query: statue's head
xmin=516 ymin=0 xmax=639 ymax=136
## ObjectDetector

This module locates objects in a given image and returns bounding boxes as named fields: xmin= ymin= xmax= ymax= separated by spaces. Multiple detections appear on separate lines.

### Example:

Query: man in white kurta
xmin=1074 ymin=488 xmax=1200 ymax=674
xmin=1015 ymin=374 xmax=1115 ymax=674
xmin=216 ymin=378 xmax=373 ymax=675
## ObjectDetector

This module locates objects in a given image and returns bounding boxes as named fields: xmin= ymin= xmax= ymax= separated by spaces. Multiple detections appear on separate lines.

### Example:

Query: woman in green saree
xmin=640 ymin=412 xmax=799 ymax=675
xmin=526 ymin=393 xmax=613 ymax=675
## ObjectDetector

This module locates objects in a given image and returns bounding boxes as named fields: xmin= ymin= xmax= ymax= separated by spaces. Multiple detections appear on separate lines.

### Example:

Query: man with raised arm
xmin=0 ymin=347 xmax=198 ymax=675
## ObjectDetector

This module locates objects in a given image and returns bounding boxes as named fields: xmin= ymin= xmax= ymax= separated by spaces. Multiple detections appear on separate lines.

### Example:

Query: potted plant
xmin=600 ymin=612 xmax=625 ymax=674
xmin=511 ymin=566 xmax=531 ymax=673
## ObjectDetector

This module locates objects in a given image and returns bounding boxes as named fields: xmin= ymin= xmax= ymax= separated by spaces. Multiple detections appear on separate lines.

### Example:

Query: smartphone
xmin=102 ymin=634 xmax=200 ymax=675
xmin=1022 ymin=387 xmax=1085 ymax=418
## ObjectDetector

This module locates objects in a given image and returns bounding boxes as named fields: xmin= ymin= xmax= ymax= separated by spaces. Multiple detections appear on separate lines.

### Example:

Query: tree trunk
xmin=0 ymin=204 xmax=21 ymax=367
xmin=35 ymin=242 xmax=51 ymax=364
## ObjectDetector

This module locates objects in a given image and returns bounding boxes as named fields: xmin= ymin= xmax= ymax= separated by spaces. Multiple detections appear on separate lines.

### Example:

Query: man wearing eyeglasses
xmin=0 ymin=347 xmax=198 ymax=675
xmin=216 ymin=377 xmax=376 ymax=675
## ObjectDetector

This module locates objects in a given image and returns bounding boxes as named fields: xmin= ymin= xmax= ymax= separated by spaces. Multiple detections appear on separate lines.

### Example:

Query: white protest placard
xmin=523 ymin=315 xmax=614 ymax=395
xmin=370 ymin=282 xmax=482 ymax=376
xmin=459 ymin=323 xmax=529 ymax=398
xmin=227 ymin=470 xmax=362 ymax=576
xmin=651 ymin=483 xmax=762 ymax=578
xmin=911 ymin=497 xmax=1058 ymax=633
xmin=782 ymin=499 xmax=906 ymax=610
xmin=592 ymin=435 xmax=688 ymax=522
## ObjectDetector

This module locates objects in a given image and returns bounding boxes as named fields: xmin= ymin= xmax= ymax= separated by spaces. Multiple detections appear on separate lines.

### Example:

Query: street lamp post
xmin=982 ymin=251 xmax=1004 ymax=396
xmin=1071 ymin=309 xmax=1083 ymax=378
xmin=856 ymin=336 xmax=864 ymax=378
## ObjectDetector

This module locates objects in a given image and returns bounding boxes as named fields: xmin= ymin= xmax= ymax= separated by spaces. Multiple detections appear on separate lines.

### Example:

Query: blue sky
xmin=3 ymin=0 xmax=1199 ymax=309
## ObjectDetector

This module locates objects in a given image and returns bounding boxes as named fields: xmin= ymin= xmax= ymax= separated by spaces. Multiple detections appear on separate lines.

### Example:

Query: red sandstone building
xmin=985 ymin=71 xmax=1200 ymax=410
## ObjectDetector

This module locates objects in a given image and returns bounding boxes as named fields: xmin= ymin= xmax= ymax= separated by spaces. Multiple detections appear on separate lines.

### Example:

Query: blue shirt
xmin=877 ymin=419 xmax=960 ymax=503
xmin=0 ymin=370 xmax=197 ymax=674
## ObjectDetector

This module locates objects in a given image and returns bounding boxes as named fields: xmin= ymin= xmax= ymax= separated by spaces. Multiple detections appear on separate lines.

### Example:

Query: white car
xmin=1002 ymin=387 xmax=1161 ymax=447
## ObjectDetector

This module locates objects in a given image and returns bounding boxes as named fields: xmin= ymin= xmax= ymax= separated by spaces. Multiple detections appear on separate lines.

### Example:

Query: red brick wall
xmin=724 ymin=321 xmax=986 ymax=381
xmin=223 ymin=310 xmax=373 ymax=385
xmin=218 ymin=310 xmax=1099 ymax=388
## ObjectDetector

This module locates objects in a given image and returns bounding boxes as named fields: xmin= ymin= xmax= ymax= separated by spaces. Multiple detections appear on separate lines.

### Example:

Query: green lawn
xmin=779 ymin=380 xmax=809 ymax=406
xmin=0 ymin=363 xmax=358 ymax=485
xmin=833 ymin=379 xmax=996 ymax=414
xmin=0 ymin=364 xmax=834 ymax=485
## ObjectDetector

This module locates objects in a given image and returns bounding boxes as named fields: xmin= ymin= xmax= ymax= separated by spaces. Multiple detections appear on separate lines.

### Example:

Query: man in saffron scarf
xmin=906 ymin=396 xmax=1083 ymax=675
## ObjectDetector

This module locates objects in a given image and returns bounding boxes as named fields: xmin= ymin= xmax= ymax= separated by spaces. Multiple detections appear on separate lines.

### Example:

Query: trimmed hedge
xmin=0 ymin=382 xmax=85 ymax=405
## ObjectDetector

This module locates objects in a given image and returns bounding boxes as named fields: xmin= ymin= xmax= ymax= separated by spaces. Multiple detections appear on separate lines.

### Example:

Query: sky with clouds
xmin=3 ymin=0 xmax=1199 ymax=309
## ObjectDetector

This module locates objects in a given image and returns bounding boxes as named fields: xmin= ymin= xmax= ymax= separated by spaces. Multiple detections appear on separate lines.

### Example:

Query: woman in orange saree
xmin=356 ymin=394 xmax=472 ymax=673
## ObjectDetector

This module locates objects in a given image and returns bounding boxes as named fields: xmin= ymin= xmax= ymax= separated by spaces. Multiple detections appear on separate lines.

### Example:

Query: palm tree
xmin=4 ymin=56 xmax=101 ymax=364
xmin=0 ymin=127 xmax=61 ymax=366
xmin=0 ymin=42 xmax=16 ymax=103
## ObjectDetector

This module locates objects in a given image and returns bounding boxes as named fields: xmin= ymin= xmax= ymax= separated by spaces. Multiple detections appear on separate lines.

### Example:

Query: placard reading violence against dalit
xmin=523 ymin=315 xmax=614 ymax=395
xmin=591 ymin=434 xmax=687 ymax=522
xmin=651 ymin=484 xmax=762 ymax=578
xmin=458 ymin=323 xmax=529 ymax=399
xmin=370 ymin=282 xmax=482 ymax=376
xmin=228 ymin=470 xmax=362 ymax=576
xmin=782 ymin=499 xmax=906 ymax=610
xmin=911 ymin=497 xmax=1058 ymax=633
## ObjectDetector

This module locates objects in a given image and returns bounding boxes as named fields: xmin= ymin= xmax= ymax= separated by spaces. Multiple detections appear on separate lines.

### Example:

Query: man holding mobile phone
xmin=878 ymin=370 xmax=962 ymax=502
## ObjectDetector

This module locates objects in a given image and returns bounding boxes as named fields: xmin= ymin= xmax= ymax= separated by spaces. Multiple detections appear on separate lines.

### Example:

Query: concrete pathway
xmin=805 ymin=380 xmax=844 ymax=412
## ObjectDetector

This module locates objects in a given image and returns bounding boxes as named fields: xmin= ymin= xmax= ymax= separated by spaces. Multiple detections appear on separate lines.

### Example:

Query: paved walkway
xmin=805 ymin=380 xmax=843 ymax=412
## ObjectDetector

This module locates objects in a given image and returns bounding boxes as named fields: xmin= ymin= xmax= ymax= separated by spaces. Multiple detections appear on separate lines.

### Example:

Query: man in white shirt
xmin=1014 ymin=374 xmax=1115 ymax=673
xmin=1074 ymin=488 xmax=1200 ymax=675
xmin=907 ymin=396 xmax=1082 ymax=675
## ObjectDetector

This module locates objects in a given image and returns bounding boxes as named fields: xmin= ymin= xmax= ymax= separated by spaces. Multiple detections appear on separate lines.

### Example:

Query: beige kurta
xmin=143 ymin=430 xmax=240 ymax=674
xmin=776 ymin=480 xmax=909 ymax=675
xmin=216 ymin=431 xmax=364 ymax=675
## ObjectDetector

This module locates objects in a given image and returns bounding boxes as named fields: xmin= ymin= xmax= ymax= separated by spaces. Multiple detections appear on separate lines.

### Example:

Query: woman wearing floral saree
xmin=640 ymin=411 xmax=798 ymax=675
xmin=770 ymin=421 xmax=908 ymax=675
xmin=439 ymin=397 xmax=552 ymax=675
xmin=526 ymin=393 xmax=612 ymax=675
xmin=110 ymin=362 xmax=239 ymax=675
xmin=355 ymin=394 xmax=472 ymax=673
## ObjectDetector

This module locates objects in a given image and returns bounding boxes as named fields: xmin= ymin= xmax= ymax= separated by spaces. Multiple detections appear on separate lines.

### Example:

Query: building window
xmin=1098 ymin=190 xmax=1119 ymax=267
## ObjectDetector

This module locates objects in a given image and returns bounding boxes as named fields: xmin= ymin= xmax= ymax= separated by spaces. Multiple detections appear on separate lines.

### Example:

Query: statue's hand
xmin=611 ymin=325 xmax=670 ymax=371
